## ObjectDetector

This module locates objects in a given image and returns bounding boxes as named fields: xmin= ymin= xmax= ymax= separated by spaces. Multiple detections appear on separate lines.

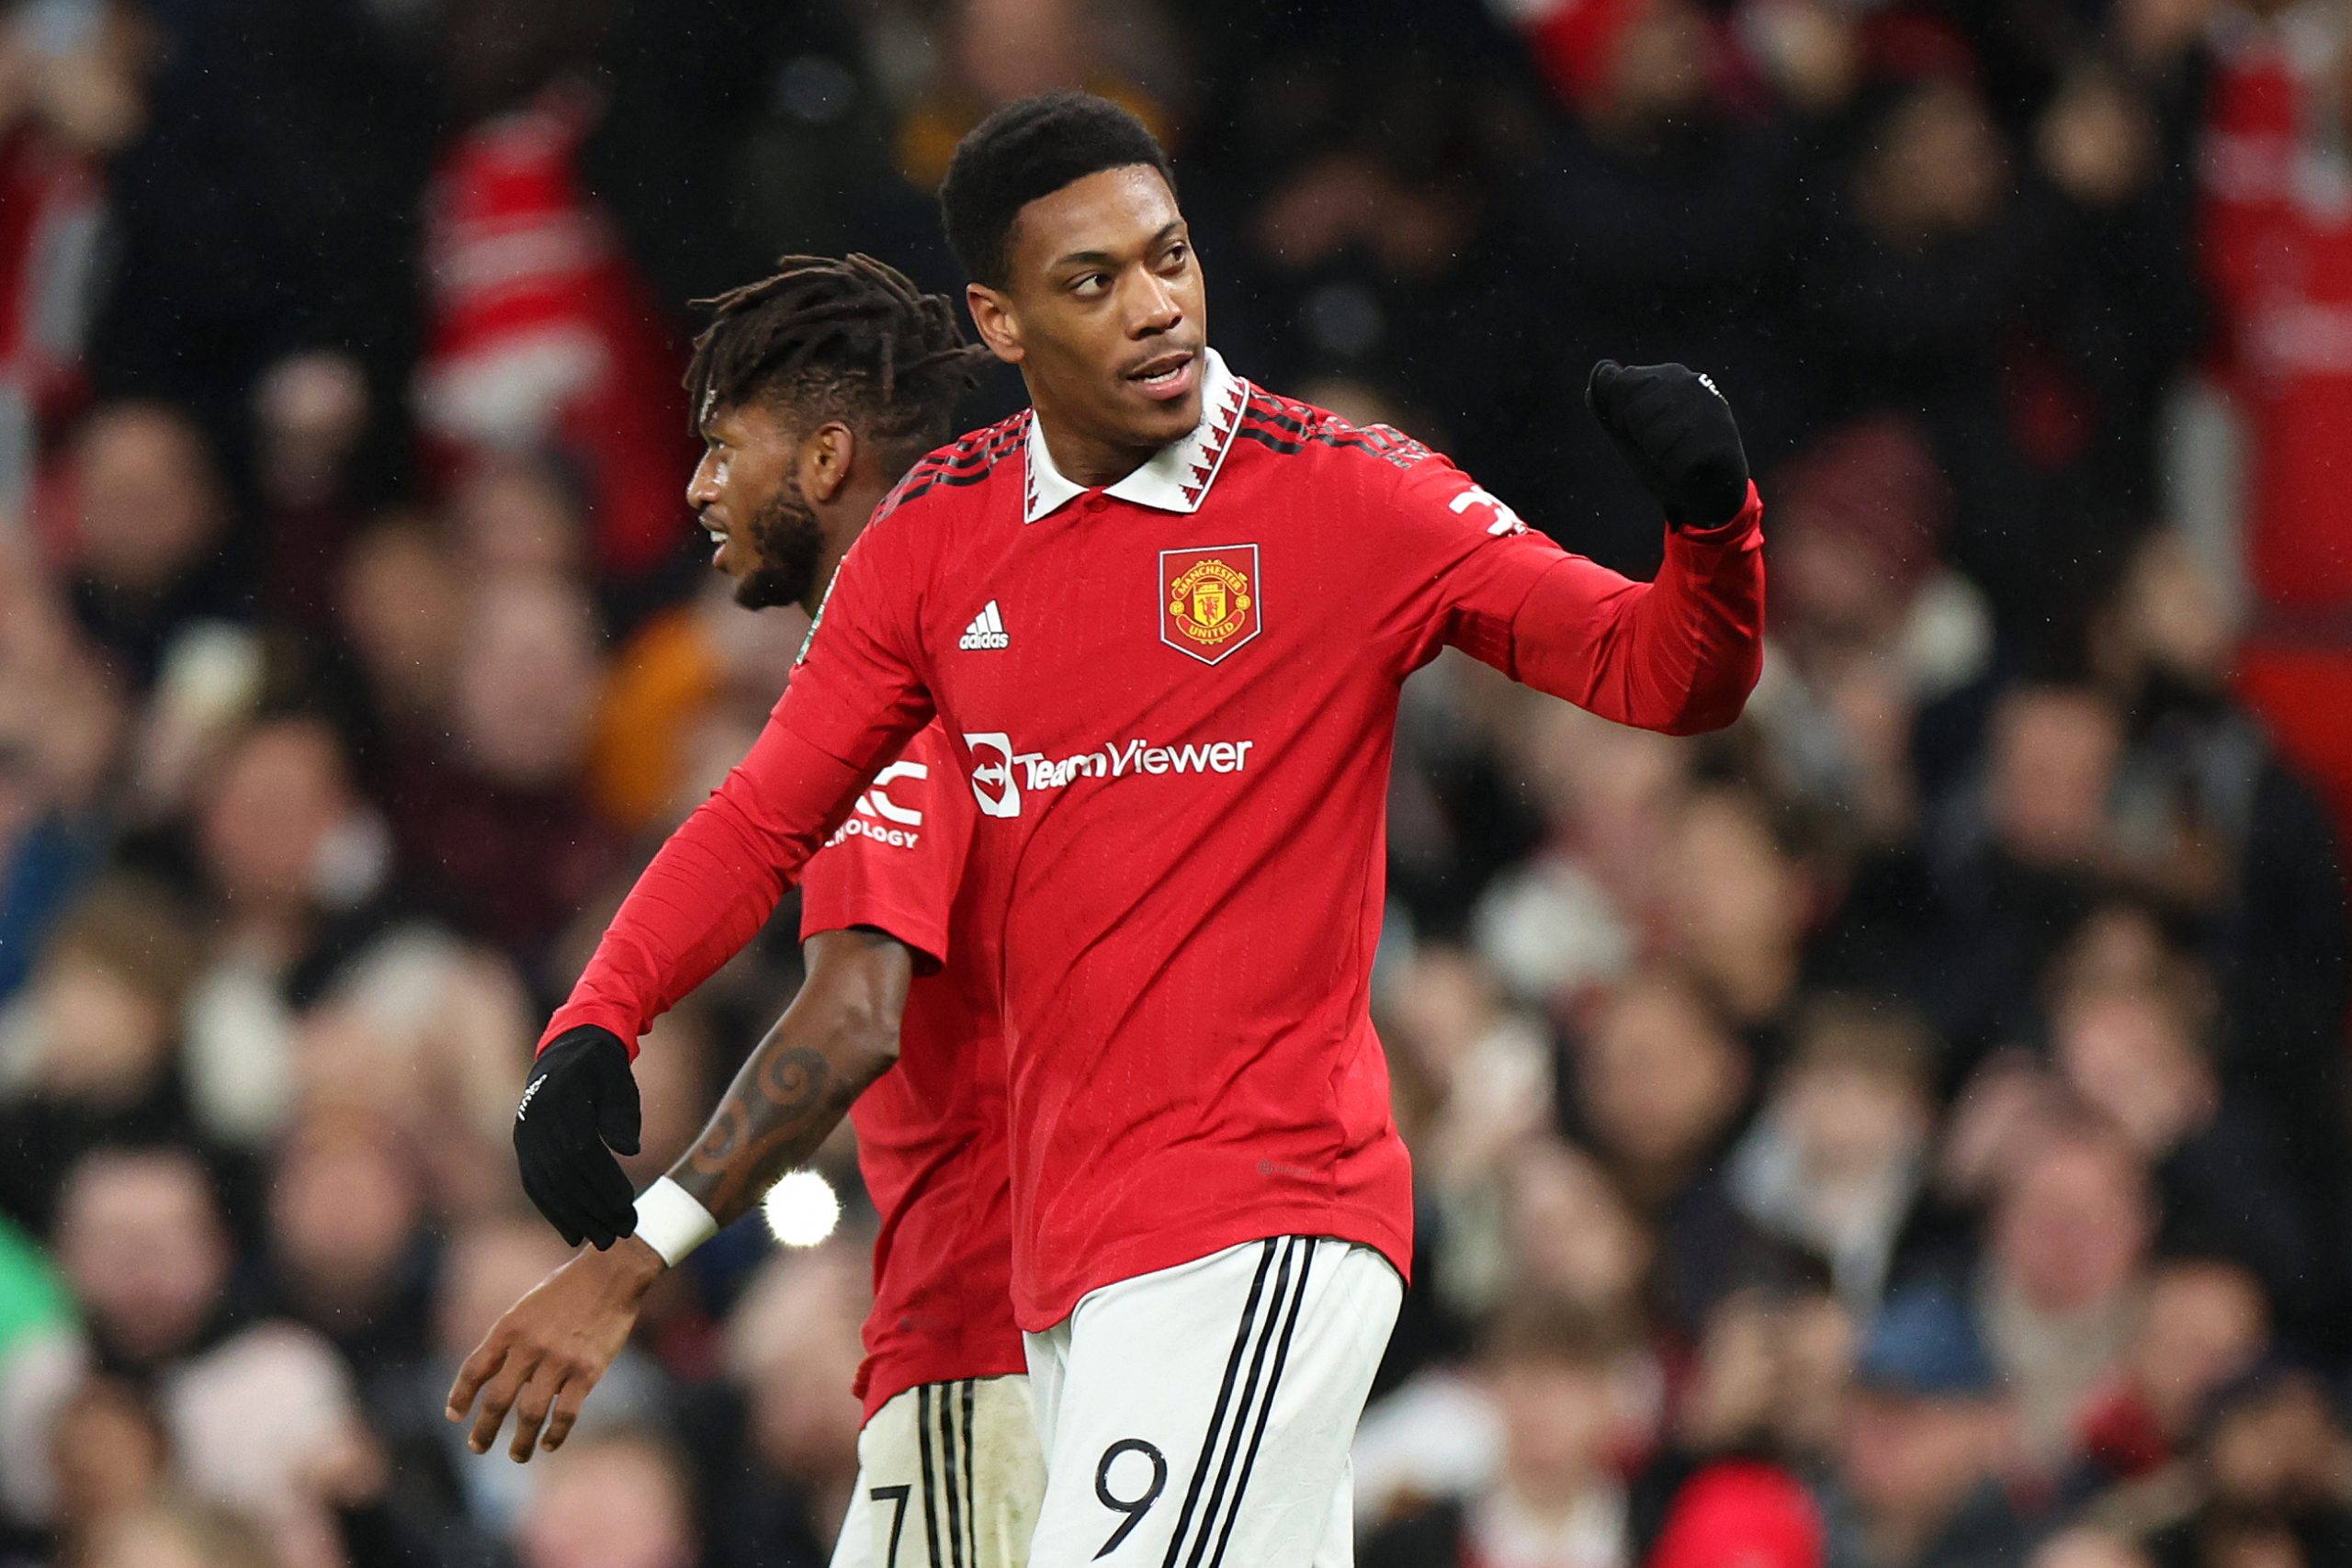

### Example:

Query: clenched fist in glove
xmin=1586 ymin=360 xmax=1752 ymax=530
xmin=514 ymin=1025 xmax=642 ymax=1248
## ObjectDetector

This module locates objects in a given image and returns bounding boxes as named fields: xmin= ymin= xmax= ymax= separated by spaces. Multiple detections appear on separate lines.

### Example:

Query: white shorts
xmin=1022 ymin=1236 xmax=1402 ymax=1568
xmin=830 ymin=1375 xmax=1047 ymax=1568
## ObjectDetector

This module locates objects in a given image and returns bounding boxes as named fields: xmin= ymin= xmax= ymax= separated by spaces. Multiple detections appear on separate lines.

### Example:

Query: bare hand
xmin=445 ymin=1237 xmax=664 ymax=1462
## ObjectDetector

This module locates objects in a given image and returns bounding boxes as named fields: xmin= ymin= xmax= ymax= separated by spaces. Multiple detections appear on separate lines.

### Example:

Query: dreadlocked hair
xmin=683 ymin=254 xmax=990 ymax=473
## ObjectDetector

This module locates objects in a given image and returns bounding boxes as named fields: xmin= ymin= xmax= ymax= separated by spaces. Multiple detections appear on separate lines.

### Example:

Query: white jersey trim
xmin=1023 ymin=349 xmax=1250 ymax=523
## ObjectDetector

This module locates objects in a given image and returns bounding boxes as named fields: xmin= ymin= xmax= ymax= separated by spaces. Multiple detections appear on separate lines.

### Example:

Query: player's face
xmin=686 ymin=400 xmax=826 ymax=611
xmin=973 ymin=165 xmax=1207 ymax=464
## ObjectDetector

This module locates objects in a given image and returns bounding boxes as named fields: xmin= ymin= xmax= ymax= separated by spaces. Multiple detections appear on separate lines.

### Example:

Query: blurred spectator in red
xmin=414 ymin=54 xmax=692 ymax=591
xmin=2199 ymin=2 xmax=2352 ymax=857
xmin=2200 ymin=0 xmax=2352 ymax=619
xmin=0 ymin=0 xmax=148 ymax=514
xmin=1823 ymin=1284 xmax=2034 ymax=1568
xmin=1362 ymin=1293 xmax=1645 ymax=1568
xmin=1978 ymin=1114 xmax=2157 ymax=1475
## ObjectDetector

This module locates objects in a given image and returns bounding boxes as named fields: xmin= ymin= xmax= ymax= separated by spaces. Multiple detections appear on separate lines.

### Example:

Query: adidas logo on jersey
xmin=958 ymin=600 xmax=1010 ymax=650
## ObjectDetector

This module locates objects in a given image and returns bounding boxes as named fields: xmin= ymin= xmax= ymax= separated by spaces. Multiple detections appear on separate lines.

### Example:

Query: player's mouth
xmin=701 ymin=513 xmax=733 ymax=571
xmin=1125 ymin=348 xmax=1198 ymax=404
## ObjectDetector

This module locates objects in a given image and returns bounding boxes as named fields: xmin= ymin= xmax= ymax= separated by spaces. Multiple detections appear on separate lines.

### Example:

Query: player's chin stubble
xmin=731 ymin=478 xmax=826 ymax=611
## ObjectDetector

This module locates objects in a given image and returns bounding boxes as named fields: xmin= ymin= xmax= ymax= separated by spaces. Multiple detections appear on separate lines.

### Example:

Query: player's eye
xmin=1161 ymin=243 xmax=1190 ymax=271
xmin=1071 ymin=272 xmax=1110 ymax=297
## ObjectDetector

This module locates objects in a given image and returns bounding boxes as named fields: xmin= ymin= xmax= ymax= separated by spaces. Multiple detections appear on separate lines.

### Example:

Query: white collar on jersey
xmin=1023 ymin=347 xmax=1250 ymax=524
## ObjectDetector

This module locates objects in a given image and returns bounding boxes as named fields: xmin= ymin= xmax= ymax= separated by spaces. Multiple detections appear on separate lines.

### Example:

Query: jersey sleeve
xmin=772 ymin=503 xmax=940 ymax=771
xmin=799 ymin=723 xmax=975 ymax=972
xmin=1374 ymin=445 xmax=1766 ymax=736
xmin=539 ymin=511 xmax=939 ymax=1055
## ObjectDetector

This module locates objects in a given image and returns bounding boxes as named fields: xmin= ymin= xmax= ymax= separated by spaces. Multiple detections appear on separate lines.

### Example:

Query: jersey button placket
xmin=1084 ymin=492 xmax=1108 ymax=514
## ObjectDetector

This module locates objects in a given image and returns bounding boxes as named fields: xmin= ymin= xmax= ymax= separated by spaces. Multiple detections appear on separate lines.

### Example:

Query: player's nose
xmin=1127 ymin=272 xmax=1182 ymax=336
xmin=684 ymin=451 xmax=719 ymax=510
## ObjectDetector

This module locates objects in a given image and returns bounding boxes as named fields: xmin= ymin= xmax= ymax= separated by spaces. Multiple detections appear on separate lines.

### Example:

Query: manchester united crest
xmin=1159 ymin=545 xmax=1261 ymax=664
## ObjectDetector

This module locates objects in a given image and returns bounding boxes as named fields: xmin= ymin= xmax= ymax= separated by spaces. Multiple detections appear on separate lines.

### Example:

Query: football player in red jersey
xmin=505 ymin=92 xmax=1766 ymax=1567
xmin=448 ymin=255 xmax=1047 ymax=1568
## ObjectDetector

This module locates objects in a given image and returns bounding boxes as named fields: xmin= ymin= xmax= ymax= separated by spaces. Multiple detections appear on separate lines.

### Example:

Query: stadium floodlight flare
xmin=762 ymin=1169 xmax=842 ymax=1248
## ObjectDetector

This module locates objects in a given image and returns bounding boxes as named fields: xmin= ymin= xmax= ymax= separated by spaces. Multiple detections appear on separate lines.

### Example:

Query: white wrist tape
xmin=631 ymin=1177 xmax=718 ymax=1267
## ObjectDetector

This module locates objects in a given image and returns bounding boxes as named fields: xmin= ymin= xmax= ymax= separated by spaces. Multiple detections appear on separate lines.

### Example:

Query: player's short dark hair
xmin=939 ymin=90 xmax=1176 ymax=287
xmin=684 ymin=254 xmax=989 ymax=475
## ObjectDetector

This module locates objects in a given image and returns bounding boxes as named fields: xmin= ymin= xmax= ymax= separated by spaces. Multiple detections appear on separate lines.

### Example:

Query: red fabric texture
xmin=540 ymin=719 xmax=875 ymax=1055
xmin=547 ymin=385 xmax=1764 ymax=1329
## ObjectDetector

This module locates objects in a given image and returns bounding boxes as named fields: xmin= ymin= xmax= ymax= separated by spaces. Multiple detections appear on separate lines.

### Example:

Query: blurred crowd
xmin=2 ymin=0 xmax=2350 ymax=1566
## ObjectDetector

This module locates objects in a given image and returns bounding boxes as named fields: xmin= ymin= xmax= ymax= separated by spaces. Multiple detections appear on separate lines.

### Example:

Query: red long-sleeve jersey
xmin=548 ymin=351 xmax=1765 ymax=1328
xmin=797 ymin=721 xmax=1025 ymax=1418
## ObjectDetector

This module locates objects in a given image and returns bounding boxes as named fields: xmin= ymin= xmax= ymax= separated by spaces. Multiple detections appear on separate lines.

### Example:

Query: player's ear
xmin=967 ymin=283 xmax=1024 ymax=366
xmin=801 ymin=422 xmax=855 ymax=504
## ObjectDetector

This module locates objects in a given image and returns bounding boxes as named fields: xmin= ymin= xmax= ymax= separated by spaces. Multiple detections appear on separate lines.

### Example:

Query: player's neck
xmin=803 ymin=483 xmax=890 ymax=615
xmin=1032 ymin=409 xmax=1169 ymax=490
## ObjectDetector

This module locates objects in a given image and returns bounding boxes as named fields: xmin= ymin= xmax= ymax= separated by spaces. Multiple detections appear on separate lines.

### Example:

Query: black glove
xmin=514 ymin=1025 xmax=642 ymax=1248
xmin=1586 ymin=360 xmax=1751 ymax=530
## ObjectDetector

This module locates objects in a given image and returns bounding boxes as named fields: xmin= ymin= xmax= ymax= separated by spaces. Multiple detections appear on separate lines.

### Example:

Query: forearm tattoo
xmin=673 ymin=1043 xmax=871 ymax=1226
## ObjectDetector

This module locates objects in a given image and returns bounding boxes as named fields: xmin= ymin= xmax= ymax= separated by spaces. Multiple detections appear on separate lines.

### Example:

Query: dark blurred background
xmin=2 ymin=1 xmax=2351 ymax=1566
